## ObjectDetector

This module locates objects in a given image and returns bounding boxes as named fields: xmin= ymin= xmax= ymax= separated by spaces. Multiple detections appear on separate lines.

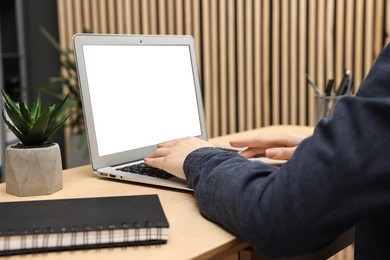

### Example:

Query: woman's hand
xmin=230 ymin=133 xmax=308 ymax=160
xmin=144 ymin=137 xmax=214 ymax=179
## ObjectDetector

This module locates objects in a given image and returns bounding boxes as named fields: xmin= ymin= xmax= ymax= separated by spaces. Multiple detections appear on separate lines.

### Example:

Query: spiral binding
xmin=0 ymin=221 xmax=168 ymax=253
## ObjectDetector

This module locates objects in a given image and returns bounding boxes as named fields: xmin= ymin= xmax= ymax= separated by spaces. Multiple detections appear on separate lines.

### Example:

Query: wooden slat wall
xmin=57 ymin=0 xmax=389 ymax=138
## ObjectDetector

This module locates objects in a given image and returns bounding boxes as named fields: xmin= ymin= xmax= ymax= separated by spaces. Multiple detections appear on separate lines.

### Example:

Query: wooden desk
xmin=210 ymin=124 xmax=313 ymax=145
xmin=0 ymin=125 xmax=312 ymax=259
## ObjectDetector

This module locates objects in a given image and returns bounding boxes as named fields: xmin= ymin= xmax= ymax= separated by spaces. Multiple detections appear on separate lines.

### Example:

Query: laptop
xmin=73 ymin=33 xmax=237 ymax=191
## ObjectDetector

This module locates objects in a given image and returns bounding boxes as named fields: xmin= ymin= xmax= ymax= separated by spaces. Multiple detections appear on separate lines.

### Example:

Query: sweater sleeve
xmin=183 ymin=44 xmax=390 ymax=258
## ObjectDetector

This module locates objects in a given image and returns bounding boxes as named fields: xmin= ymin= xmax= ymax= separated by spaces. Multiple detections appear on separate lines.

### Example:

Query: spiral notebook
xmin=0 ymin=195 xmax=169 ymax=256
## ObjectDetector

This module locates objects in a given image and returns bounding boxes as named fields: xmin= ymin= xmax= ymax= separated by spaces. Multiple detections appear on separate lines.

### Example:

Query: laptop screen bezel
xmin=73 ymin=34 xmax=208 ymax=170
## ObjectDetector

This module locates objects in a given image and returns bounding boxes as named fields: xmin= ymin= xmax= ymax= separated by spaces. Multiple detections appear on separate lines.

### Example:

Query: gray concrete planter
xmin=4 ymin=143 xmax=63 ymax=196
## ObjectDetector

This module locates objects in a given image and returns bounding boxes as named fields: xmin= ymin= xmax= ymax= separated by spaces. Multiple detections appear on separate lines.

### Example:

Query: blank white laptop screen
xmin=82 ymin=45 xmax=202 ymax=157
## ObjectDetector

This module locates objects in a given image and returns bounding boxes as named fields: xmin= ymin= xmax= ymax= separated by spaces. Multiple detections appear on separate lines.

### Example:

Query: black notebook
xmin=0 ymin=194 xmax=169 ymax=256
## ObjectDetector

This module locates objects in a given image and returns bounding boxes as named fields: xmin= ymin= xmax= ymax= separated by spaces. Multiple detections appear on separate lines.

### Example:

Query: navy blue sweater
xmin=184 ymin=44 xmax=390 ymax=258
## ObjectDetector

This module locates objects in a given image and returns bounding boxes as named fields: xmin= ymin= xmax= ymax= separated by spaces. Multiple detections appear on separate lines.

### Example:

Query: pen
xmin=344 ymin=77 xmax=354 ymax=95
xmin=325 ymin=79 xmax=334 ymax=96
xmin=305 ymin=73 xmax=321 ymax=96
xmin=336 ymin=69 xmax=351 ymax=96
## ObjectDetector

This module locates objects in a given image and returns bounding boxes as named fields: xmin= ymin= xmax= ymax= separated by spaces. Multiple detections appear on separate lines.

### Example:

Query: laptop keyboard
xmin=116 ymin=163 xmax=174 ymax=179
xmin=115 ymin=148 xmax=237 ymax=180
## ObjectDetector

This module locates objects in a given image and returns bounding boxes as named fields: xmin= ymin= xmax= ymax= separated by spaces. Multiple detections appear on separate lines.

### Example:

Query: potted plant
xmin=2 ymin=90 xmax=69 ymax=196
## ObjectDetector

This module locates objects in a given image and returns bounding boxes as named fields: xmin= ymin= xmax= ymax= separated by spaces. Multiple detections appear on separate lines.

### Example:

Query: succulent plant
xmin=1 ymin=90 xmax=69 ymax=147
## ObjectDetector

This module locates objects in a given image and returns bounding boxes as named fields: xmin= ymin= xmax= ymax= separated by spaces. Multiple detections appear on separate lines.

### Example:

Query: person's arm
xmin=183 ymin=45 xmax=390 ymax=257
xmin=184 ymin=100 xmax=390 ymax=257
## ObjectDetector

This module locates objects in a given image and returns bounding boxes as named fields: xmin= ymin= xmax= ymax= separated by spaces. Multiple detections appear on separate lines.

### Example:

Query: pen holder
xmin=315 ymin=94 xmax=342 ymax=123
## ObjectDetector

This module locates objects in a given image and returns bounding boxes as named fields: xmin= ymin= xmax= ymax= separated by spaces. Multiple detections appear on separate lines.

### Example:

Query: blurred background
xmin=1 ymin=0 xmax=389 ymax=177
